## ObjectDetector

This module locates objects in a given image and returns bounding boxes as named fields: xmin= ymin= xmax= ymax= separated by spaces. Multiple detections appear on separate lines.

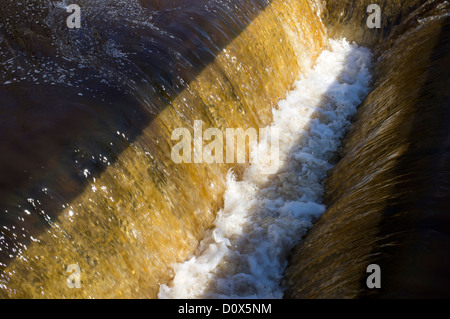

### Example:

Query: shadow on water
xmin=0 ymin=0 xmax=274 ymax=270
xmin=360 ymin=16 xmax=450 ymax=298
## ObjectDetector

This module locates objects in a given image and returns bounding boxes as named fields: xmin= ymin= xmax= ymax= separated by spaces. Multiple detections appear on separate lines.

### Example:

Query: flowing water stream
xmin=0 ymin=0 xmax=449 ymax=298
xmin=159 ymin=39 xmax=373 ymax=298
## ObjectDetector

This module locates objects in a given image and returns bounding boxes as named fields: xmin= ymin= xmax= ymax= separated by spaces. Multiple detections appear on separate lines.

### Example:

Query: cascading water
xmin=159 ymin=39 xmax=372 ymax=298
xmin=0 ymin=0 xmax=449 ymax=299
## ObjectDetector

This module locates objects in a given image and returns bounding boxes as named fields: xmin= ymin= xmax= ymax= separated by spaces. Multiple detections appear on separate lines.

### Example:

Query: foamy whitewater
xmin=158 ymin=39 xmax=373 ymax=298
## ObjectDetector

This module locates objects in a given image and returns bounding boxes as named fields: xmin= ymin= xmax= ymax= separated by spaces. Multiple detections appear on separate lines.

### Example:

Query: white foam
xmin=158 ymin=39 xmax=373 ymax=299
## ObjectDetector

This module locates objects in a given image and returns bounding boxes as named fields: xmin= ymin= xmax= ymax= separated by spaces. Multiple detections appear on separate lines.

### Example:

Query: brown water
xmin=0 ymin=0 xmax=449 ymax=298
